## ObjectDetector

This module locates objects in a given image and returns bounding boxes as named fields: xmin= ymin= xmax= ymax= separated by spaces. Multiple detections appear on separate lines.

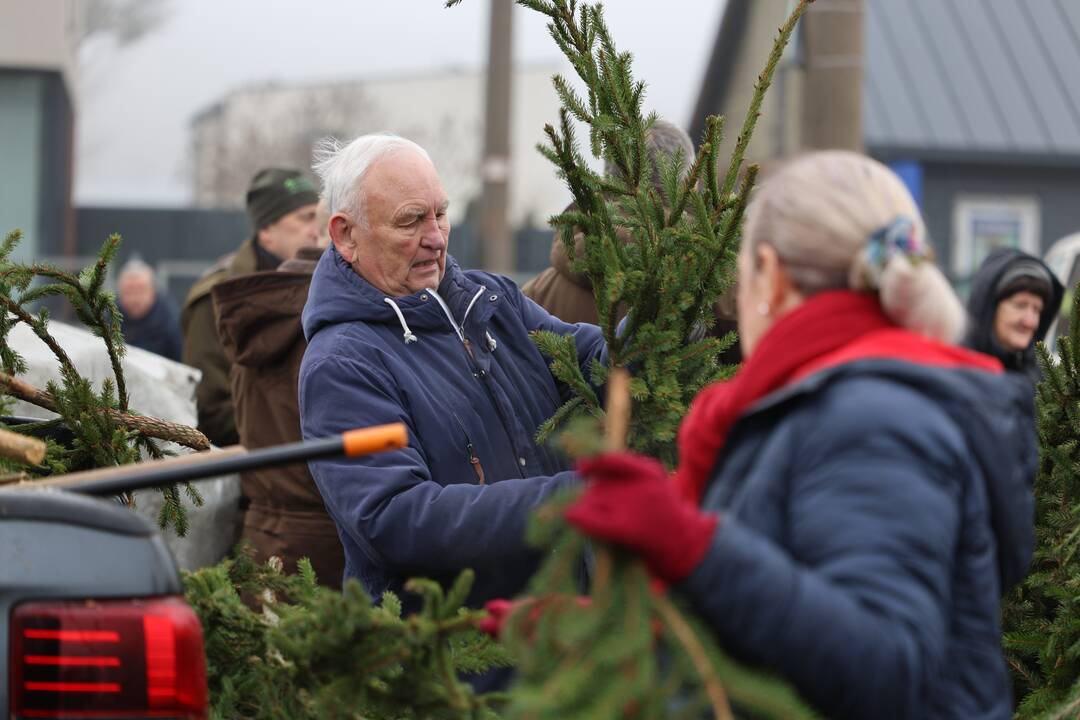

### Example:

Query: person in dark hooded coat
xmin=117 ymin=259 xmax=183 ymax=362
xmin=964 ymin=247 xmax=1064 ymax=383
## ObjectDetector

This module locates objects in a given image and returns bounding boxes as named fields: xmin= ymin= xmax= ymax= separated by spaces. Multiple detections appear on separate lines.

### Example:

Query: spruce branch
xmin=0 ymin=293 xmax=80 ymax=384
xmin=1005 ymin=287 xmax=1080 ymax=716
xmin=187 ymin=547 xmax=507 ymax=718
xmin=653 ymin=591 xmax=733 ymax=720
xmin=684 ymin=163 xmax=758 ymax=331
xmin=443 ymin=1 xmax=816 ymax=716
xmin=5 ymin=237 xmax=131 ymax=410
xmin=463 ymin=0 xmax=812 ymax=458
xmin=665 ymin=142 xmax=706 ymax=228
xmin=82 ymin=235 xmax=130 ymax=411
xmin=0 ymin=370 xmax=210 ymax=451
xmin=703 ymin=114 xmax=725 ymax=208
xmin=0 ymin=230 xmax=208 ymax=533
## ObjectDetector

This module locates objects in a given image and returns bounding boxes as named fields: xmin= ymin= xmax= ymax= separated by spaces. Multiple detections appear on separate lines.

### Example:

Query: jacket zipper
xmin=429 ymin=287 xmax=527 ymax=478
xmin=452 ymin=413 xmax=486 ymax=485
xmin=466 ymin=441 xmax=486 ymax=485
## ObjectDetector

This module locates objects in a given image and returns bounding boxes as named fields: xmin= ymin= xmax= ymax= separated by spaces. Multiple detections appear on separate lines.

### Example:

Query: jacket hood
xmin=279 ymin=245 xmax=323 ymax=273
xmin=550 ymin=227 xmax=591 ymax=289
xmin=757 ymin=359 xmax=1036 ymax=591
xmin=214 ymin=270 xmax=311 ymax=367
xmin=302 ymin=247 xmax=488 ymax=343
xmin=965 ymin=248 xmax=1064 ymax=374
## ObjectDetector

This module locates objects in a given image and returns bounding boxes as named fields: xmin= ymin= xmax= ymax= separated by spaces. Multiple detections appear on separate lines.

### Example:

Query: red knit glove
xmin=478 ymin=598 xmax=517 ymax=638
xmin=565 ymin=452 xmax=719 ymax=583
xmin=478 ymin=596 xmax=592 ymax=639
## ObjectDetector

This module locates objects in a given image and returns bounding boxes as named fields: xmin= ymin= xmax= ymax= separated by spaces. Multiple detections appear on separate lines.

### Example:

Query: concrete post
xmin=480 ymin=0 xmax=514 ymax=272
xmin=799 ymin=0 xmax=864 ymax=152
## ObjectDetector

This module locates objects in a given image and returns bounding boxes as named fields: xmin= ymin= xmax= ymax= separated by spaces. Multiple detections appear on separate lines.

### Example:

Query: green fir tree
xmin=447 ymin=1 xmax=820 ymax=718
xmin=0 ymin=228 xmax=208 ymax=533
xmin=1004 ymin=288 xmax=1080 ymax=719
xmin=184 ymin=545 xmax=510 ymax=719
xmin=0 ymin=227 xmax=512 ymax=716
xmin=0 ymin=0 xmax=832 ymax=714
xmin=456 ymin=0 xmax=761 ymax=464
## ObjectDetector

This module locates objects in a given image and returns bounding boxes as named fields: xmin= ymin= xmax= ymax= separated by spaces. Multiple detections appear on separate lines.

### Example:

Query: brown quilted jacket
xmin=211 ymin=247 xmax=345 ymax=587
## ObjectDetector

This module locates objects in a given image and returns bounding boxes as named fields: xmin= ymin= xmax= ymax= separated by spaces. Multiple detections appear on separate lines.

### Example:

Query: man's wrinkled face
xmin=342 ymin=150 xmax=450 ymax=297
xmin=258 ymin=203 xmax=321 ymax=261
xmin=994 ymin=290 xmax=1044 ymax=352
xmin=118 ymin=272 xmax=155 ymax=320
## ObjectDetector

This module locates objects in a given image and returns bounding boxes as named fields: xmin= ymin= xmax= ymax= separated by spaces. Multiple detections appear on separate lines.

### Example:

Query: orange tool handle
xmin=343 ymin=423 xmax=408 ymax=457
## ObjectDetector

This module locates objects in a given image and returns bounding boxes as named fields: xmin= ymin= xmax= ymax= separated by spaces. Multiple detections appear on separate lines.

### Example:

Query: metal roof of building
xmin=865 ymin=0 xmax=1080 ymax=161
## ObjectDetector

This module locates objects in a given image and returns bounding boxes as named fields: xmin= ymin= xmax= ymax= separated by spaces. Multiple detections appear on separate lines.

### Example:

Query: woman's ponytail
xmin=744 ymin=151 xmax=967 ymax=344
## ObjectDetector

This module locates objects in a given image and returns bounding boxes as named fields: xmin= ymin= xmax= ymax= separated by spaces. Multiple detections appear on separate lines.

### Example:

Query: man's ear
xmin=329 ymin=214 xmax=356 ymax=263
xmin=255 ymin=225 xmax=271 ymax=251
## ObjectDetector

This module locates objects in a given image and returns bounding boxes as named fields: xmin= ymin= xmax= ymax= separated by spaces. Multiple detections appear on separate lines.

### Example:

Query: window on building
xmin=951 ymin=195 xmax=1041 ymax=291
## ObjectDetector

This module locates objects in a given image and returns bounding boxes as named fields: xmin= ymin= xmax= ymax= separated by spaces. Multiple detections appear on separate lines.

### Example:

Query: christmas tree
xmin=0 ymin=227 xmax=511 ymax=719
xmin=1003 ymin=288 xmax=1080 ymax=719
xmin=448 ymin=1 xmax=820 ymax=717
xmin=483 ymin=0 xmax=761 ymax=464
xmin=0 ymin=229 xmax=208 ymax=532
xmin=0 ymin=0 xmax=828 ymax=714
xmin=184 ymin=546 xmax=510 ymax=719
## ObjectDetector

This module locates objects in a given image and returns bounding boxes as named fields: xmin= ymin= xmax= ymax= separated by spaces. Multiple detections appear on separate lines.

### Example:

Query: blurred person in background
xmin=561 ymin=151 xmax=1035 ymax=719
xmin=212 ymin=226 xmax=342 ymax=585
xmin=522 ymin=118 xmax=740 ymax=365
xmin=182 ymin=168 xmax=320 ymax=447
xmin=117 ymin=258 xmax=182 ymax=362
xmin=964 ymin=248 xmax=1063 ymax=383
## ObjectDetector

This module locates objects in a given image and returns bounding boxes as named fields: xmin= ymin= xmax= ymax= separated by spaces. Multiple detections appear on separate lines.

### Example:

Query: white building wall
xmin=0 ymin=0 xmax=78 ymax=97
xmin=0 ymin=0 xmax=78 ymax=259
xmin=189 ymin=66 xmax=571 ymax=228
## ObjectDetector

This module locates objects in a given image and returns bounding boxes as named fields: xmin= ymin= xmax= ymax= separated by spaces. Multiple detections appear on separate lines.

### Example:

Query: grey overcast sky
xmin=74 ymin=0 xmax=727 ymax=206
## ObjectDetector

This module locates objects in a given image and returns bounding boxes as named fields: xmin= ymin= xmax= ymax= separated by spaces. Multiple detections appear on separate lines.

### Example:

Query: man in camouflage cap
xmin=181 ymin=168 xmax=320 ymax=447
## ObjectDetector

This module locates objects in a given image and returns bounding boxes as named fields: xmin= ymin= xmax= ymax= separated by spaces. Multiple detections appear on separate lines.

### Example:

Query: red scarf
xmin=673 ymin=290 xmax=1003 ymax=504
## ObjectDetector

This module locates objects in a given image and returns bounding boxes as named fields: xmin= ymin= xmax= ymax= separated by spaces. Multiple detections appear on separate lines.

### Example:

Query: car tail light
xmin=9 ymin=596 xmax=208 ymax=719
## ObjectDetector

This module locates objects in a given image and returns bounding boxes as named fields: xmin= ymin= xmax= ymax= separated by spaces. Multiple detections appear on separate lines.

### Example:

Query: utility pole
xmin=480 ymin=0 xmax=514 ymax=273
xmin=800 ymin=0 xmax=864 ymax=151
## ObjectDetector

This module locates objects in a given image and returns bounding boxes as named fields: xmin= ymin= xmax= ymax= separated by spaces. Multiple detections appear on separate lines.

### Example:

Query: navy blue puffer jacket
xmin=299 ymin=249 xmax=605 ymax=610
xmin=679 ymin=360 xmax=1035 ymax=719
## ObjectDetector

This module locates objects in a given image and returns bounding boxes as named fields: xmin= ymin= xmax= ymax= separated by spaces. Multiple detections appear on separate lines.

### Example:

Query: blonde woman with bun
xmin=562 ymin=151 xmax=1036 ymax=718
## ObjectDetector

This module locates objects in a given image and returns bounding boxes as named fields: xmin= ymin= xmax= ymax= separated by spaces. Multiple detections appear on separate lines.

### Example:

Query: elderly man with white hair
xmin=299 ymin=134 xmax=606 ymax=614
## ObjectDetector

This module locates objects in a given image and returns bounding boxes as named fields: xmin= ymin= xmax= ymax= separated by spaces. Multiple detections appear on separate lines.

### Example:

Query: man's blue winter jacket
xmin=299 ymin=249 xmax=604 ymax=609
xmin=680 ymin=359 xmax=1036 ymax=719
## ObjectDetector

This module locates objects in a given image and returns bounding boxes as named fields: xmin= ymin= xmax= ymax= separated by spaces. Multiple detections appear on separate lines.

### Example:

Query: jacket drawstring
xmin=426 ymin=286 xmax=486 ymax=343
xmin=462 ymin=286 xmax=485 ymax=325
xmin=426 ymin=288 xmax=465 ymax=343
xmin=384 ymin=298 xmax=418 ymax=344
xmin=398 ymin=286 xmax=491 ymax=350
